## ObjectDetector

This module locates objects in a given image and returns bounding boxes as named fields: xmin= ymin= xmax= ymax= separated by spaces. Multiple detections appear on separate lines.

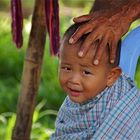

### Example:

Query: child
xmin=51 ymin=24 xmax=140 ymax=140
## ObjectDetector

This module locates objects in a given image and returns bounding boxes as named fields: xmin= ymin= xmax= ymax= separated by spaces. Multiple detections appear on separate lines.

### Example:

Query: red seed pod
xmin=45 ymin=0 xmax=60 ymax=55
xmin=11 ymin=0 xmax=23 ymax=48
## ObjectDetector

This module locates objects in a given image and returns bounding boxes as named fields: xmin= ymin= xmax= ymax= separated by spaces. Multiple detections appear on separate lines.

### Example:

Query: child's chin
xmin=69 ymin=96 xmax=85 ymax=104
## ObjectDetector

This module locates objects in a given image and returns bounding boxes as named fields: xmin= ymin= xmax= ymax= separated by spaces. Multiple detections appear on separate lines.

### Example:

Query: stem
xmin=12 ymin=0 xmax=46 ymax=139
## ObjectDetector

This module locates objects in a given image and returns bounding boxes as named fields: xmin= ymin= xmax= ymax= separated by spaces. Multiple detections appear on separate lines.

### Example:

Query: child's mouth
xmin=68 ymin=88 xmax=82 ymax=97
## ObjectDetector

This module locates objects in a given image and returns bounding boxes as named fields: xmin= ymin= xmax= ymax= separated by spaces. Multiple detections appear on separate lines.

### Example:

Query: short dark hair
xmin=63 ymin=23 xmax=121 ymax=66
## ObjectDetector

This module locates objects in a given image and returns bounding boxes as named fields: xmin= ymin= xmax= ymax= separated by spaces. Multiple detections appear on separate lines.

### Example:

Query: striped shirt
xmin=51 ymin=73 xmax=140 ymax=140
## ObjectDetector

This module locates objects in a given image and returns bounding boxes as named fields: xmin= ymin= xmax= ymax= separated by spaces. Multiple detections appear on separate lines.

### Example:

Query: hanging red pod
xmin=45 ymin=0 xmax=60 ymax=56
xmin=11 ymin=0 xmax=23 ymax=48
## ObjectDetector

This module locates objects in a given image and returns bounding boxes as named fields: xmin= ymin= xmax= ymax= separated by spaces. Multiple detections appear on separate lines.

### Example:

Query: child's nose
xmin=68 ymin=73 xmax=81 ymax=85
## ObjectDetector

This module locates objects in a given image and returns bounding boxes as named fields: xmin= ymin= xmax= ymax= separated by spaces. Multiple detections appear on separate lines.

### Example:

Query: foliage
xmin=130 ymin=20 xmax=140 ymax=88
xmin=0 ymin=112 xmax=16 ymax=140
xmin=31 ymin=100 xmax=57 ymax=140
xmin=0 ymin=16 xmax=24 ymax=113
xmin=0 ymin=101 xmax=57 ymax=140
xmin=0 ymin=15 xmax=66 ymax=113
xmin=0 ymin=15 xmax=63 ymax=139
xmin=61 ymin=0 xmax=93 ymax=8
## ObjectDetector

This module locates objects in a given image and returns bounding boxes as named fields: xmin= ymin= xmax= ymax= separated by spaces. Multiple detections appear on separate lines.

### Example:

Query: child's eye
xmin=83 ymin=70 xmax=92 ymax=75
xmin=61 ymin=66 xmax=71 ymax=71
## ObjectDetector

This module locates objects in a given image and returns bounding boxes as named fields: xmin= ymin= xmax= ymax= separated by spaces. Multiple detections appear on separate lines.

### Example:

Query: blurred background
xmin=0 ymin=0 xmax=139 ymax=139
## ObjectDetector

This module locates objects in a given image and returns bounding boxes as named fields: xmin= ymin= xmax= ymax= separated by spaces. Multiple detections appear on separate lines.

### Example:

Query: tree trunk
xmin=12 ymin=0 xmax=46 ymax=139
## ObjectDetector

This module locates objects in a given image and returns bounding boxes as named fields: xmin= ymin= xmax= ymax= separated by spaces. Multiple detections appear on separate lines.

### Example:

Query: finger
xmin=78 ymin=29 xmax=100 ymax=57
xmin=93 ymin=33 xmax=110 ymax=65
xmin=69 ymin=23 xmax=92 ymax=44
xmin=69 ymin=18 xmax=101 ymax=44
xmin=109 ymin=40 xmax=118 ymax=64
xmin=73 ymin=15 xmax=91 ymax=23
xmin=70 ymin=16 xmax=102 ymax=44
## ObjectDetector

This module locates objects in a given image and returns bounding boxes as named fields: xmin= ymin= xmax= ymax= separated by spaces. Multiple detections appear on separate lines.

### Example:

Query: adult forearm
xmin=90 ymin=0 xmax=140 ymax=23
xmin=123 ymin=1 xmax=140 ymax=22
xmin=91 ymin=0 xmax=128 ymax=12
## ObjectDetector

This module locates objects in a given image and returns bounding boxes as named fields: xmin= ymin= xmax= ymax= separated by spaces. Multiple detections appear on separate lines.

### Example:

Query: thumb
xmin=73 ymin=14 xmax=91 ymax=23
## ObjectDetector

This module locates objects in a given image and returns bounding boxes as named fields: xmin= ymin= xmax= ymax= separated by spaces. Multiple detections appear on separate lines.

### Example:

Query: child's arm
xmin=69 ymin=0 xmax=140 ymax=65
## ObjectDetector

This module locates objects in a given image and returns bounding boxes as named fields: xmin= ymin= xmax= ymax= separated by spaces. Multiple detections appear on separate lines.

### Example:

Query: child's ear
xmin=107 ymin=67 xmax=122 ymax=87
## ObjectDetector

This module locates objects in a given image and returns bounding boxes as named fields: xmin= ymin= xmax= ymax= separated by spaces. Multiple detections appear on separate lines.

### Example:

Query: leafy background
xmin=0 ymin=0 xmax=140 ymax=139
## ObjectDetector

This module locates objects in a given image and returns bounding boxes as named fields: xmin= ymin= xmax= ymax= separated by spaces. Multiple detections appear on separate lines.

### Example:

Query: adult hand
xmin=69 ymin=10 xmax=131 ymax=65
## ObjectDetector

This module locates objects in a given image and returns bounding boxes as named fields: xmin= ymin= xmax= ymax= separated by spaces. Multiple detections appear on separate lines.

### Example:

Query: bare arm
xmin=91 ymin=0 xmax=129 ymax=12
xmin=70 ymin=0 xmax=140 ymax=65
xmin=92 ymin=0 xmax=140 ymax=21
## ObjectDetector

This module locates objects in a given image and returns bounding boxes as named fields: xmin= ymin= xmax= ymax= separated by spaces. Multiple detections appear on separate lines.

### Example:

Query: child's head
xmin=59 ymin=24 xmax=122 ymax=103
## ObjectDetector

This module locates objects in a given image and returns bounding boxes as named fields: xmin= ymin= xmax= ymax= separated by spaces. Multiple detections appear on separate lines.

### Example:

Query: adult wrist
xmin=121 ymin=1 xmax=140 ymax=23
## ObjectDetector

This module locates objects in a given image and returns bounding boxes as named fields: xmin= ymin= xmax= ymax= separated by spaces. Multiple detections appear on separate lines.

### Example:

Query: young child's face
xmin=59 ymin=39 xmax=112 ymax=103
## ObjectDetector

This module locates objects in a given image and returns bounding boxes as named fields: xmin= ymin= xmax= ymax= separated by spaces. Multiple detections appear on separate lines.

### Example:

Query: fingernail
xmin=110 ymin=59 xmax=115 ymax=63
xmin=94 ymin=59 xmax=99 ymax=65
xmin=78 ymin=51 xmax=83 ymax=57
xmin=69 ymin=38 xmax=74 ymax=44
